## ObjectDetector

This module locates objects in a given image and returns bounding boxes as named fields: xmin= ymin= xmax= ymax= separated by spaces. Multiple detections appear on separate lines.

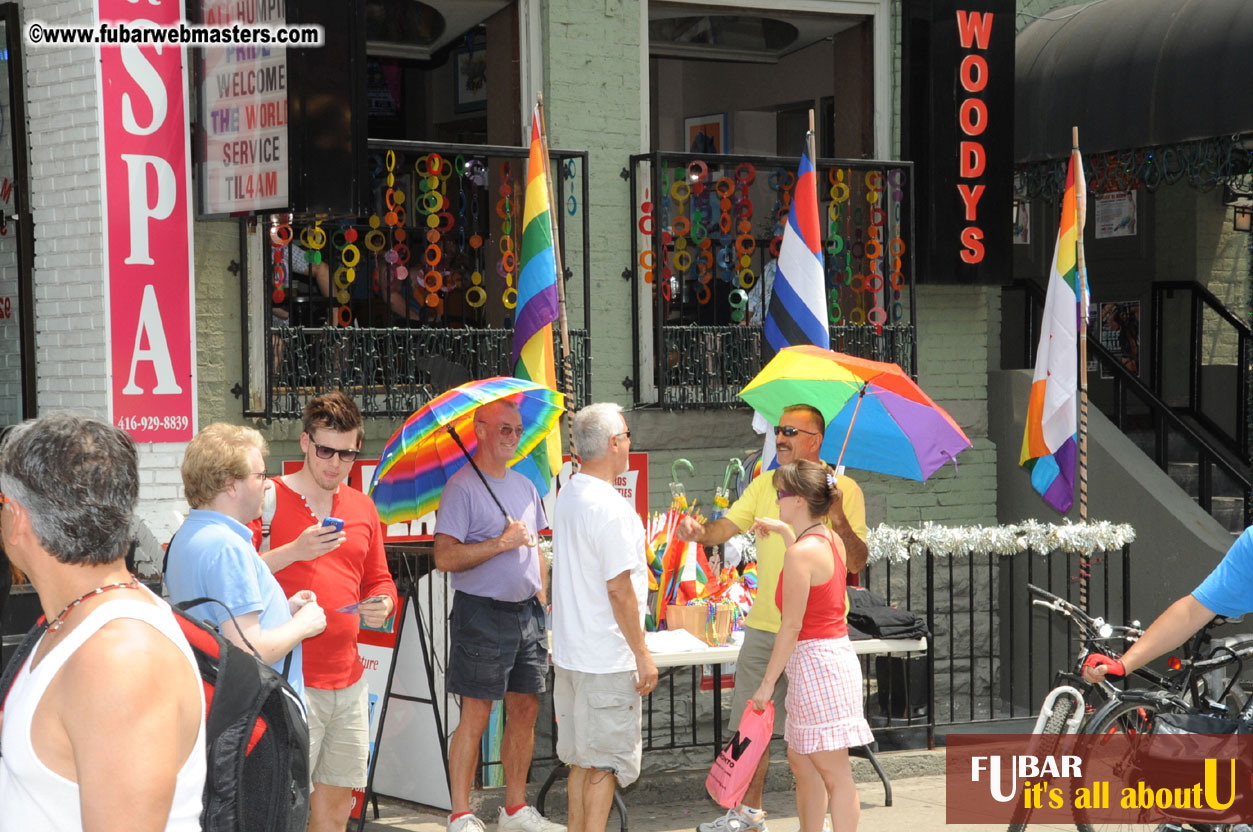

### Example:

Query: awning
xmin=1015 ymin=0 xmax=1253 ymax=162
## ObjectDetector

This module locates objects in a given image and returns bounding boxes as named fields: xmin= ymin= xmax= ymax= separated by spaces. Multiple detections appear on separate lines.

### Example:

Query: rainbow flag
xmin=1020 ymin=148 xmax=1087 ymax=513
xmin=511 ymin=105 xmax=562 ymax=494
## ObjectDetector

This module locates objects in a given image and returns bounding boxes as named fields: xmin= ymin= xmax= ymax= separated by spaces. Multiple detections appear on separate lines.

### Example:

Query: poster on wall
xmin=1095 ymin=190 xmax=1138 ymax=238
xmin=196 ymin=0 xmax=290 ymax=216
xmin=99 ymin=0 xmax=196 ymax=442
xmin=1098 ymin=300 xmax=1140 ymax=379
xmin=1013 ymin=201 xmax=1030 ymax=245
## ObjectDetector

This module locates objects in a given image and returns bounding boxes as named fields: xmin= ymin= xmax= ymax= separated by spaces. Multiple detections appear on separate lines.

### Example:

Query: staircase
xmin=1126 ymin=427 xmax=1248 ymax=537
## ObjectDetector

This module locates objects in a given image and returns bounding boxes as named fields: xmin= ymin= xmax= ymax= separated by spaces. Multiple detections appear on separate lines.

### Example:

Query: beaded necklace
xmin=46 ymin=578 xmax=141 ymax=633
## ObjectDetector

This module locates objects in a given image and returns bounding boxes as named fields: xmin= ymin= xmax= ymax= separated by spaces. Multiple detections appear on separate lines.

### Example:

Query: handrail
xmin=1014 ymin=278 xmax=1252 ymax=527
xmin=1150 ymin=280 xmax=1250 ymax=460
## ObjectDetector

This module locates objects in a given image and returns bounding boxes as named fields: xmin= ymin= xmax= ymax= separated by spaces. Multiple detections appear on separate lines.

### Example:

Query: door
xmin=0 ymin=2 xmax=34 ymax=427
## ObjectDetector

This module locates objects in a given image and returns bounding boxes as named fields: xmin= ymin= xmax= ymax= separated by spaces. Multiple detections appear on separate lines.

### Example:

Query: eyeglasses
xmin=249 ymin=471 xmax=269 ymax=482
xmin=310 ymin=441 xmax=361 ymax=462
xmin=776 ymin=490 xmax=797 ymax=499
xmin=615 ymin=430 xmax=631 ymax=440
xmin=476 ymin=421 xmax=524 ymax=438
xmin=774 ymin=425 xmax=819 ymax=438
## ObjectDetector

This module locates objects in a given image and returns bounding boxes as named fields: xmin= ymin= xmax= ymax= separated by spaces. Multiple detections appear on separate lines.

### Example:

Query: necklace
xmin=46 ymin=578 xmax=141 ymax=633
xmin=796 ymin=522 xmax=826 ymax=539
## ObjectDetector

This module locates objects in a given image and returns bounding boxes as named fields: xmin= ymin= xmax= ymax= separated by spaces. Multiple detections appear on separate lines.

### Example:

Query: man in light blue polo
xmin=166 ymin=423 xmax=326 ymax=700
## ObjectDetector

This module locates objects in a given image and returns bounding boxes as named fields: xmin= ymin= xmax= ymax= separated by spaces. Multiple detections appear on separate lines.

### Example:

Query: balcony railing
xmin=240 ymin=139 xmax=590 ymax=420
xmin=658 ymin=323 xmax=916 ymax=409
xmin=268 ymin=327 xmax=590 ymax=419
xmin=627 ymin=152 xmax=917 ymax=408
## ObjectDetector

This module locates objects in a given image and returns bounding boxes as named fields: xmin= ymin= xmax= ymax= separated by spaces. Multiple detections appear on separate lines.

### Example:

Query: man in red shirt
xmin=264 ymin=392 xmax=398 ymax=832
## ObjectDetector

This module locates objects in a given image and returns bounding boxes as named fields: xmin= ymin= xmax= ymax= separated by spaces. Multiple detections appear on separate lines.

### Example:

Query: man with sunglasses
xmin=677 ymin=404 xmax=867 ymax=832
xmin=433 ymin=398 xmax=563 ymax=832
xmin=266 ymin=392 xmax=398 ymax=832
xmin=166 ymin=423 xmax=326 ymax=699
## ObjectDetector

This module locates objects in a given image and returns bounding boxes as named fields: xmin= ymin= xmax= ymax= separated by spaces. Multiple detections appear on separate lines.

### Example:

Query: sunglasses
xmin=310 ymin=440 xmax=361 ymax=462
xmin=776 ymin=490 xmax=798 ymax=499
xmin=774 ymin=425 xmax=819 ymax=438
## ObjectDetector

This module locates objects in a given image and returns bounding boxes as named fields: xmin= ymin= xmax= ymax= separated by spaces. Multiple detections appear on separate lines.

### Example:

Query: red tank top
xmin=774 ymin=531 xmax=849 ymax=640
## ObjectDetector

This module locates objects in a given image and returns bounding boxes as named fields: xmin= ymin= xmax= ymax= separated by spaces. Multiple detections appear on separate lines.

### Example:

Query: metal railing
xmin=627 ymin=151 xmax=917 ymax=408
xmin=1011 ymin=280 xmax=1253 ymax=529
xmin=657 ymin=323 xmax=916 ymax=409
xmin=1151 ymin=280 xmax=1252 ymax=462
xmin=269 ymin=327 xmax=590 ymax=419
xmin=243 ymin=139 xmax=591 ymax=420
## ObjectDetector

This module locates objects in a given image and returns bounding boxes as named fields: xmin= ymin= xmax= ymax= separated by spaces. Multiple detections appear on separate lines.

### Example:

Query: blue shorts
xmin=447 ymin=592 xmax=547 ymax=700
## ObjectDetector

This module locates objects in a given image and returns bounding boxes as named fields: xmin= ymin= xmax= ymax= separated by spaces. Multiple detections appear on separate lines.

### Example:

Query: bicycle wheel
xmin=1007 ymin=694 xmax=1081 ymax=832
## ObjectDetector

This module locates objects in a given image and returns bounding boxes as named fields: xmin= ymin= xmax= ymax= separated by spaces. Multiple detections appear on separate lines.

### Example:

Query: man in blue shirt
xmin=1084 ymin=528 xmax=1253 ymax=683
xmin=166 ymin=423 xmax=326 ymax=699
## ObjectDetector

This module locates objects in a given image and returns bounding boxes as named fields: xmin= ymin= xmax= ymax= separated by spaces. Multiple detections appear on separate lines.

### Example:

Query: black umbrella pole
xmin=445 ymin=424 xmax=513 ymax=523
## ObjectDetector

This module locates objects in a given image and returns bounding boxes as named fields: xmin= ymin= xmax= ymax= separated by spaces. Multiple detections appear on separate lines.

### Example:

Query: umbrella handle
xmin=721 ymin=457 xmax=744 ymax=492
xmin=445 ymin=424 xmax=512 ymax=521
xmin=834 ymin=383 xmax=869 ymax=473
xmin=671 ymin=457 xmax=694 ymax=483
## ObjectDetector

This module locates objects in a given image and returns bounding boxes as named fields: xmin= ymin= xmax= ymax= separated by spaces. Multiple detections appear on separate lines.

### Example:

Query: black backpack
xmin=0 ymin=597 xmax=311 ymax=832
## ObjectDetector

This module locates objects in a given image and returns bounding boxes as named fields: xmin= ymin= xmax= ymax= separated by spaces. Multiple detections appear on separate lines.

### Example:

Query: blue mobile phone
xmin=322 ymin=516 xmax=344 ymax=533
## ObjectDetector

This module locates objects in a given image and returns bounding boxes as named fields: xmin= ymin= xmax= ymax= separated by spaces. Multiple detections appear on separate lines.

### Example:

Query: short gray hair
xmin=0 ymin=414 xmax=139 ymax=566
xmin=572 ymin=403 xmax=625 ymax=461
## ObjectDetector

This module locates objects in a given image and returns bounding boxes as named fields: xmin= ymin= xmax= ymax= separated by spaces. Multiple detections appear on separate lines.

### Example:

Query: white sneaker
xmin=498 ymin=805 xmax=567 ymax=832
xmin=697 ymin=807 xmax=769 ymax=832
xmin=448 ymin=814 xmax=487 ymax=832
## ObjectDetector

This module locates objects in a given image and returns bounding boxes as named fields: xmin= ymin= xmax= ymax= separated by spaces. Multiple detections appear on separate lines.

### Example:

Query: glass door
xmin=0 ymin=2 xmax=33 ymax=427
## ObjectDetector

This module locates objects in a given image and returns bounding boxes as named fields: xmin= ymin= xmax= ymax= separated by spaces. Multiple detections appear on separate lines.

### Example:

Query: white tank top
xmin=0 ymin=594 xmax=207 ymax=831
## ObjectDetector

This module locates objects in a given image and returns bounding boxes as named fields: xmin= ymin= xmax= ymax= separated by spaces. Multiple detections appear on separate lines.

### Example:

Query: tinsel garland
xmin=867 ymin=520 xmax=1136 ymax=564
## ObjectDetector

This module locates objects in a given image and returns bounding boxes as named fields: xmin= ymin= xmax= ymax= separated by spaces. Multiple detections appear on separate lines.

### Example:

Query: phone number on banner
xmin=116 ymin=415 xmax=190 ymax=433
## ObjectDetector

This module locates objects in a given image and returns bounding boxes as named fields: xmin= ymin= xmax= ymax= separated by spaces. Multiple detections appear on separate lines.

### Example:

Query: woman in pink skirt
xmin=749 ymin=458 xmax=874 ymax=832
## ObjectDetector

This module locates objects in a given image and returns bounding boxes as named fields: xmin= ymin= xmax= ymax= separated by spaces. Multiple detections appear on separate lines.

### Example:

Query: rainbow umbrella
xmin=367 ymin=376 xmax=565 ymax=524
xmin=739 ymin=345 xmax=971 ymax=482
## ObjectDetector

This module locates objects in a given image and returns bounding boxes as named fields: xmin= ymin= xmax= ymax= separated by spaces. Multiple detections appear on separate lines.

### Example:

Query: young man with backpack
xmin=166 ymin=423 xmax=327 ymax=698
xmin=0 ymin=415 xmax=206 ymax=831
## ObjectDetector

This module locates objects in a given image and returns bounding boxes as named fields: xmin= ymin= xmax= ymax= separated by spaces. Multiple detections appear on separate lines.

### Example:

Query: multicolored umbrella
xmin=739 ymin=345 xmax=971 ymax=482
xmin=367 ymin=376 xmax=565 ymax=524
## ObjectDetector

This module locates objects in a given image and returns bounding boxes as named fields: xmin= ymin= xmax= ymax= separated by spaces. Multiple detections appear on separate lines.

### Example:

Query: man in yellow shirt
xmin=677 ymin=404 xmax=867 ymax=832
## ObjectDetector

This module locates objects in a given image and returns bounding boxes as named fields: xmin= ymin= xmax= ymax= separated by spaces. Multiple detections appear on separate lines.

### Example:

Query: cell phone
xmin=335 ymin=595 xmax=387 ymax=614
xmin=322 ymin=516 xmax=344 ymax=533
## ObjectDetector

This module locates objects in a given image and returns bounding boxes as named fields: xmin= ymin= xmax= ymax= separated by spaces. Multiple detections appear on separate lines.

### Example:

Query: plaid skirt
xmin=783 ymin=636 xmax=875 ymax=754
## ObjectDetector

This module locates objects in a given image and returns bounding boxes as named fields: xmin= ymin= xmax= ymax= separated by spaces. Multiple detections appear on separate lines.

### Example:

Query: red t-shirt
xmin=775 ymin=532 xmax=849 ymax=641
xmin=269 ymin=477 xmax=398 ymax=690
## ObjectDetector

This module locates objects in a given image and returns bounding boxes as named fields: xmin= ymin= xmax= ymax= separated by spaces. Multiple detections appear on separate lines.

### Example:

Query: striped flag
xmin=511 ymin=106 xmax=562 ymax=495
xmin=757 ymin=140 xmax=830 ymax=470
xmin=764 ymin=146 xmax=829 ymax=360
xmin=1020 ymin=149 xmax=1086 ymax=513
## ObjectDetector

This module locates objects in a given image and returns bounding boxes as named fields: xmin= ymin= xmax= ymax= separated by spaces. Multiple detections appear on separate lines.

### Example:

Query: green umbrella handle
xmin=721 ymin=457 xmax=744 ymax=493
xmin=671 ymin=457 xmax=693 ymax=483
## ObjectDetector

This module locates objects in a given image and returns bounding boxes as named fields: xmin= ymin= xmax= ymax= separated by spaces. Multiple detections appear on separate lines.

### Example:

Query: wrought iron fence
xmin=269 ymin=326 xmax=589 ymax=419
xmin=628 ymin=151 xmax=917 ymax=408
xmin=658 ymin=323 xmax=916 ymax=409
xmin=242 ymin=139 xmax=590 ymax=420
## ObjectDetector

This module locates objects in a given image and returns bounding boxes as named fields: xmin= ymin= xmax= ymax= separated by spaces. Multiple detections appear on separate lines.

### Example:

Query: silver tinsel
xmin=866 ymin=520 xmax=1136 ymax=564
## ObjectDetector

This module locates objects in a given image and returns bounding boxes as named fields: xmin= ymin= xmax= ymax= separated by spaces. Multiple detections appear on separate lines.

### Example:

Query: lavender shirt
xmin=434 ymin=465 xmax=545 ymax=602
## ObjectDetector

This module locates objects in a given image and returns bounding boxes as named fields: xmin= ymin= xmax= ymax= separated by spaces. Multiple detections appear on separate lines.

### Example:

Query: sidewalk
xmin=361 ymin=750 xmax=1067 ymax=832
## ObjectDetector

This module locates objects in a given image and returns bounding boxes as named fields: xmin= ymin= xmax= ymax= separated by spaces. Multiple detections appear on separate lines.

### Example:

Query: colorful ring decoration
xmin=300 ymin=225 xmax=327 ymax=250
xmin=893 ymin=301 xmax=904 ymax=320
xmin=393 ymin=244 xmax=410 ymax=265
xmin=673 ymin=250 xmax=693 ymax=271
xmin=640 ymin=251 xmax=656 ymax=269
xmin=333 ymin=267 xmax=355 ymax=289
xmin=424 ymin=245 xmax=442 ymax=267
xmin=670 ymin=180 xmax=691 ymax=201
xmin=696 ymin=284 xmax=712 ymax=305
xmin=734 ymin=163 xmax=756 ymax=184
xmin=735 ymin=199 xmax=754 ymax=219
xmin=865 ymin=274 xmax=884 ymax=293
xmin=422 ymin=271 xmax=443 ymax=292
xmin=270 ymin=222 xmax=293 ymax=246
xmin=715 ymin=177 xmax=734 ymax=197
xmin=364 ymin=230 xmax=386 ymax=252
xmin=672 ymin=214 xmax=691 ymax=236
xmin=502 ymin=250 xmax=517 ymax=272
xmin=848 ymin=306 xmax=866 ymax=325
xmin=738 ymin=269 xmax=757 ymax=289
xmin=337 ymin=306 xmax=352 ymax=327
xmin=687 ymin=160 xmax=708 ymax=182
xmin=867 ymin=306 xmax=888 ymax=329
xmin=502 ymin=287 xmax=518 ymax=309
xmin=829 ymin=295 xmax=843 ymax=324
xmin=271 ymin=287 xmax=285 ymax=304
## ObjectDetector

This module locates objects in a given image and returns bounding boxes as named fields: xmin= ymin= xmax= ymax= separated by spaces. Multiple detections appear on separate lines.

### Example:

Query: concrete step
xmin=1211 ymin=496 xmax=1247 ymax=533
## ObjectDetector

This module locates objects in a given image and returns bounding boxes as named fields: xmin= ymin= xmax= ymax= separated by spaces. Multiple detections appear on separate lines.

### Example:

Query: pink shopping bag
xmin=705 ymin=703 xmax=775 ymax=808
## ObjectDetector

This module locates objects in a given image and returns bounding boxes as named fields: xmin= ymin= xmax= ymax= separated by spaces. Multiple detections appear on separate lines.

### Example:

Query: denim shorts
xmin=446 ymin=591 xmax=547 ymax=700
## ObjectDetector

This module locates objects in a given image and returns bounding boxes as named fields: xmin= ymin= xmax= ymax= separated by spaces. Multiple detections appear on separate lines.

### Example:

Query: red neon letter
xmin=956 ymin=10 xmax=994 ymax=49
xmin=959 ymin=54 xmax=988 ymax=93
xmin=959 ymin=98 xmax=988 ymax=136
xmin=959 ymin=141 xmax=986 ymax=178
xmin=960 ymin=226 xmax=985 ymax=263
xmin=957 ymin=184 xmax=986 ymax=221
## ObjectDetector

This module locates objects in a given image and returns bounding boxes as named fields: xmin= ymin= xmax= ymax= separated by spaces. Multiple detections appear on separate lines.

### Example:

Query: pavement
xmin=360 ymin=749 xmax=1070 ymax=832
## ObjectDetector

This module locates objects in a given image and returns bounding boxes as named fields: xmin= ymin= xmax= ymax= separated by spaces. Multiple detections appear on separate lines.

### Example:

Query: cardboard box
xmin=666 ymin=602 xmax=733 ymax=645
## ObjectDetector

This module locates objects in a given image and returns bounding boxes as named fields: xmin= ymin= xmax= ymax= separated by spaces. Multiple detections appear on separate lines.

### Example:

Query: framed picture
xmin=684 ymin=112 xmax=728 ymax=154
xmin=452 ymin=46 xmax=487 ymax=113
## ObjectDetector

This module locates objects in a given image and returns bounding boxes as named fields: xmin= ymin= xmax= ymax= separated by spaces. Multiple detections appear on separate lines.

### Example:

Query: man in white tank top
xmin=0 ymin=415 xmax=206 ymax=832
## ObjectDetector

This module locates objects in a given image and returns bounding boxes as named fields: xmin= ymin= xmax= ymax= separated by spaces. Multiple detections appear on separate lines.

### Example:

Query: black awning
xmin=1015 ymin=0 xmax=1253 ymax=162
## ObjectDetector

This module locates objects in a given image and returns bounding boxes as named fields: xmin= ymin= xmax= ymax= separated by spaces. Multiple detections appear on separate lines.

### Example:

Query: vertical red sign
xmin=99 ymin=2 xmax=196 ymax=441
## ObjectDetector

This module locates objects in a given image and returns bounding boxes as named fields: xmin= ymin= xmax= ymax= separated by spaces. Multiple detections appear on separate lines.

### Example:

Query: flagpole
xmin=1073 ymin=125 xmax=1091 ymax=611
xmin=535 ymin=93 xmax=578 ymax=467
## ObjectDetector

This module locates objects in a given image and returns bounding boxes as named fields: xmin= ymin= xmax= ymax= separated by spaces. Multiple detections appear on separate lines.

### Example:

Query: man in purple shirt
xmin=434 ymin=399 xmax=563 ymax=832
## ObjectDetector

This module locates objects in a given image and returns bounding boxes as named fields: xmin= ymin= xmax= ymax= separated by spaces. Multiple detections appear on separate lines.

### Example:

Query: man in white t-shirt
xmin=551 ymin=403 xmax=658 ymax=832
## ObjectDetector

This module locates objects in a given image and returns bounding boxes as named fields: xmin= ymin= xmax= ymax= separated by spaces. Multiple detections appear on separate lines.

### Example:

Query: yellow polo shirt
xmin=724 ymin=470 xmax=867 ymax=634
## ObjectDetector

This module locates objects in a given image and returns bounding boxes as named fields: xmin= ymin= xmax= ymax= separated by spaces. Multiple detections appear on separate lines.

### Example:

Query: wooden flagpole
xmin=1073 ymin=125 xmax=1091 ymax=610
xmin=535 ymin=94 xmax=578 ymax=467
